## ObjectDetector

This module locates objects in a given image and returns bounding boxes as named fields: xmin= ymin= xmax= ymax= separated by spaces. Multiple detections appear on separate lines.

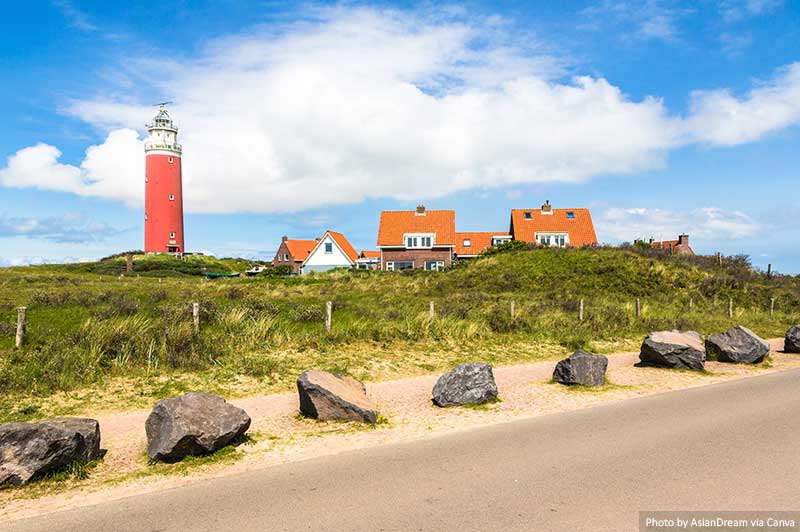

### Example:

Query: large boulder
xmin=432 ymin=363 xmax=498 ymax=407
xmin=0 ymin=418 xmax=102 ymax=486
xmin=41 ymin=418 xmax=103 ymax=463
xmin=297 ymin=370 xmax=378 ymax=424
xmin=706 ymin=326 xmax=770 ymax=364
xmin=553 ymin=350 xmax=608 ymax=386
xmin=145 ymin=392 xmax=251 ymax=462
xmin=639 ymin=330 xmax=706 ymax=371
xmin=786 ymin=326 xmax=800 ymax=353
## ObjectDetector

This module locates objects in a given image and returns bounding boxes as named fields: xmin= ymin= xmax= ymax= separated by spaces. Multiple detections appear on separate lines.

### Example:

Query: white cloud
xmin=0 ymin=213 xmax=127 ymax=243
xmin=580 ymin=1 xmax=693 ymax=42
xmin=719 ymin=0 xmax=783 ymax=22
xmin=684 ymin=62 xmax=800 ymax=145
xmin=598 ymin=207 xmax=761 ymax=242
xmin=1 ymin=7 xmax=799 ymax=214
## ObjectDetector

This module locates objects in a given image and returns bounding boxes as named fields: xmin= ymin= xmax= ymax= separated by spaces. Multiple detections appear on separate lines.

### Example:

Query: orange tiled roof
xmin=650 ymin=238 xmax=694 ymax=255
xmin=360 ymin=250 xmax=381 ymax=259
xmin=285 ymin=239 xmax=318 ymax=262
xmin=455 ymin=232 xmax=510 ymax=256
xmin=377 ymin=210 xmax=456 ymax=247
xmin=326 ymin=230 xmax=359 ymax=263
xmin=510 ymin=208 xmax=597 ymax=247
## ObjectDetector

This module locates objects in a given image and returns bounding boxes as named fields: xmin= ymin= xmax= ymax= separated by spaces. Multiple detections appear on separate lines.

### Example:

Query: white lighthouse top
xmin=145 ymin=104 xmax=182 ymax=155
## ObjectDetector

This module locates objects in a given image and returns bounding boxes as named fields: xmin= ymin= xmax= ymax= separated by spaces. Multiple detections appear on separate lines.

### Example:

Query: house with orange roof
xmin=272 ymin=236 xmax=318 ymax=274
xmin=509 ymin=201 xmax=598 ymax=248
xmin=455 ymin=231 xmax=512 ymax=258
xmin=355 ymin=250 xmax=381 ymax=270
xmin=377 ymin=205 xmax=456 ymax=270
xmin=637 ymin=235 xmax=694 ymax=255
xmin=300 ymin=230 xmax=360 ymax=274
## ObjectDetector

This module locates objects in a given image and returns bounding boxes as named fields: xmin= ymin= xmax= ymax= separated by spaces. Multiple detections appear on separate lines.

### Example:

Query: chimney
xmin=416 ymin=204 xmax=426 ymax=216
xmin=282 ymin=235 xmax=288 ymax=243
xmin=648 ymin=237 xmax=654 ymax=245
xmin=678 ymin=234 xmax=689 ymax=246
xmin=541 ymin=200 xmax=552 ymax=213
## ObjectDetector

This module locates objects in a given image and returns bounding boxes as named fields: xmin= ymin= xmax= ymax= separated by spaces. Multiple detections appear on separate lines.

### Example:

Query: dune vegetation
xmin=0 ymin=247 xmax=797 ymax=422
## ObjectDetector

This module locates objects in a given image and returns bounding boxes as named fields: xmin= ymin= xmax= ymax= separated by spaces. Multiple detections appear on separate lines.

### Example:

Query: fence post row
xmin=192 ymin=302 xmax=200 ymax=334
xmin=15 ymin=307 xmax=26 ymax=349
xmin=325 ymin=301 xmax=332 ymax=332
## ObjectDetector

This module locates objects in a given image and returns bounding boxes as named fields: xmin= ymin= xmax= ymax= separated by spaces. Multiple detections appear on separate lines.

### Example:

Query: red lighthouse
xmin=144 ymin=105 xmax=185 ymax=253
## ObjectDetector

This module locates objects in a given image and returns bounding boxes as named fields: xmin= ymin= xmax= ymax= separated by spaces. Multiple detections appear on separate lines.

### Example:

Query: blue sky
xmin=1 ymin=1 xmax=799 ymax=272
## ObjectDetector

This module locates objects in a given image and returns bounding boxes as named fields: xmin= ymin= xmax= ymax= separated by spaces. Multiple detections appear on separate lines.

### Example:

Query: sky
xmin=0 ymin=0 xmax=798 ymax=272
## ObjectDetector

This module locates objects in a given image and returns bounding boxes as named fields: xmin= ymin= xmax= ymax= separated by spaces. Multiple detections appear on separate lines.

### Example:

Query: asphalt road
xmin=4 ymin=369 xmax=800 ymax=532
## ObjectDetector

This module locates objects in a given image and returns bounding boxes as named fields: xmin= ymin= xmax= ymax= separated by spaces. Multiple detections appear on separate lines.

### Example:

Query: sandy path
xmin=2 ymin=339 xmax=798 ymax=522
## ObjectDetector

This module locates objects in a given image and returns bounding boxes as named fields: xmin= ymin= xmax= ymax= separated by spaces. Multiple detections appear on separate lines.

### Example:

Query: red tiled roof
xmin=510 ymin=208 xmax=597 ymax=247
xmin=650 ymin=237 xmax=694 ymax=255
xmin=377 ymin=210 xmax=456 ymax=247
xmin=360 ymin=250 xmax=380 ymax=259
xmin=455 ymin=232 xmax=510 ymax=256
xmin=285 ymin=239 xmax=318 ymax=262
xmin=326 ymin=230 xmax=359 ymax=263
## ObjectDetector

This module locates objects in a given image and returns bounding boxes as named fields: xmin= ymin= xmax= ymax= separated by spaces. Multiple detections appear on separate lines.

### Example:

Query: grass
xmin=547 ymin=377 xmax=635 ymax=393
xmin=458 ymin=397 xmax=503 ymax=410
xmin=0 ymin=246 xmax=797 ymax=421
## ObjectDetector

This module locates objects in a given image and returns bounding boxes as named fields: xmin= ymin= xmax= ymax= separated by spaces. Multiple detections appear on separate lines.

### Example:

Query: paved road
xmin=4 ymin=370 xmax=800 ymax=532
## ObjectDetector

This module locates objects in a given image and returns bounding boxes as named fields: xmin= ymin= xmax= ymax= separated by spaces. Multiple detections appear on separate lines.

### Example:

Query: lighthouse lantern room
xmin=144 ymin=104 xmax=185 ymax=254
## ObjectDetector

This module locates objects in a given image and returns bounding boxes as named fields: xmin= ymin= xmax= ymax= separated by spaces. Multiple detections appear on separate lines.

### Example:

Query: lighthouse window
xmin=168 ymin=156 xmax=174 ymax=163
xmin=169 ymin=194 xmax=175 ymax=201
xmin=170 ymin=232 xmax=175 ymax=239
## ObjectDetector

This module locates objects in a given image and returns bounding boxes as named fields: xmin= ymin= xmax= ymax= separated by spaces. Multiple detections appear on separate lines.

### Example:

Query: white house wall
xmin=301 ymin=234 xmax=353 ymax=274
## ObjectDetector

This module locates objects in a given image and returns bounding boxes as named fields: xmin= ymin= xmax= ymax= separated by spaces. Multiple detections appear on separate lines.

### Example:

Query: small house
xmin=454 ymin=232 xmax=512 ymax=258
xmin=272 ymin=236 xmax=318 ymax=274
xmin=300 ymin=230 xmax=359 ymax=274
xmin=638 ymin=234 xmax=694 ymax=255
xmin=509 ymin=201 xmax=598 ymax=247
xmin=356 ymin=250 xmax=381 ymax=270
xmin=376 ymin=205 xmax=456 ymax=271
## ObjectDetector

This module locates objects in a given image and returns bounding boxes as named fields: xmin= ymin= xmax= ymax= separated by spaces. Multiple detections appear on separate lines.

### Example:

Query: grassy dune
xmin=0 ymin=247 xmax=797 ymax=421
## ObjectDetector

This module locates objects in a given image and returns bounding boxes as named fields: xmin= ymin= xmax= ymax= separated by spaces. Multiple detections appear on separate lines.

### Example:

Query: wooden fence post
xmin=770 ymin=297 xmax=775 ymax=318
xmin=717 ymin=252 xmax=722 ymax=266
xmin=635 ymin=298 xmax=641 ymax=319
xmin=688 ymin=297 xmax=694 ymax=311
xmin=579 ymin=299 xmax=584 ymax=322
xmin=429 ymin=301 xmax=435 ymax=319
xmin=126 ymin=253 xmax=133 ymax=273
xmin=767 ymin=263 xmax=772 ymax=278
xmin=15 ymin=307 xmax=26 ymax=348
xmin=326 ymin=301 xmax=332 ymax=332
xmin=728 ymin=299 xmax=733 ymax=319
xmin=510 ymin=300 xmax=516 ymax=320
xmin=192 ymin=302 xmax=200 ymax=334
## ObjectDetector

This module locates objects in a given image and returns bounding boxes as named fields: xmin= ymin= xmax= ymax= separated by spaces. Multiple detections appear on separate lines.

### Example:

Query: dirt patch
xmin=2 ymin=339 xmax=798 ymax=522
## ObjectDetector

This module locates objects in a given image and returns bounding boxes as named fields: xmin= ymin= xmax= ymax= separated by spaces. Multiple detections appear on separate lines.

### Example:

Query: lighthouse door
xmin=167 ymin=245 xmax=179 ymax=253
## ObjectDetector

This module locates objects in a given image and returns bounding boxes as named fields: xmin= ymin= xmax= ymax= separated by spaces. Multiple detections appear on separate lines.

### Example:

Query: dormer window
xmin=566 ymin=211 xmax=575 ymax=219
xmin=463 ymin=239 xmax=471 ymax=247
xmin=524 ymin=212 xmax=532 ymax=219
xmin=405 ymin=233 xmax=434 ymax=249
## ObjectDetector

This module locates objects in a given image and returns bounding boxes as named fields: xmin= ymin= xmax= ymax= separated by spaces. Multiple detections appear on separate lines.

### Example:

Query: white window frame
xmin=283 ymin=253 xmax=289 ymax=261
xmin=425 ymin=260 xmax=445 ymax=271
xmin=169 ymin=231 xmax=175 ymax=239
xmin=324 ymin=242 xmax=333 ymax=254
xmin=169 ymin=194 xmax=175 ymax=201
xmin=492 ymin=236 xmax=511 ymax=246
xmin=168 ymin=156 xmax=174 ymax=164
xmin=463 ymin=239 xmax=471 ymax=248
xmin=535 ymin=232 xmax=569 ymax=247
xmin=404 ymin=233 xmax=434 ymax=249
xmin=386 ymin=261 xmax=395 ymax=271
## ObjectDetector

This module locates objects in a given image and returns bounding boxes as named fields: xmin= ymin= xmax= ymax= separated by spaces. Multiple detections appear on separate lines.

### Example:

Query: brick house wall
xmin=381 ymin=248 xmax=453 ymax=270
xmin=272 ymin=241 xmax=303 ymax=274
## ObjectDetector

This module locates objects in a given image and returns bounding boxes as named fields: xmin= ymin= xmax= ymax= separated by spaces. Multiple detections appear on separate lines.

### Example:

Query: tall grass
xmin=0 ymin=247 xmax=797 ymax=402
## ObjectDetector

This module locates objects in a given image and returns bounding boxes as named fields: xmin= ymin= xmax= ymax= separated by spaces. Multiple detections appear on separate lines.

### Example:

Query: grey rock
xmin=706 ymin=326 xmax=770 ymax=364
xmin=786 ymin=326 xmax=800 ymax=353
xmin=0 ymin=423 xmax=82 ymax=485
xmin=145 ymin=392 xmax=251 ymax=462
xmin=639 ymin=330 xmax=706 ymax=371
xmin=432 ymin=363 xmax=498 ymax=407
xmin=297 ymin=370 xmax=378 ymax=424
xmin=41 ymin=418 xmax=103 ymax=463
xmin=553 ymin=350 xmax=608 ymax=386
